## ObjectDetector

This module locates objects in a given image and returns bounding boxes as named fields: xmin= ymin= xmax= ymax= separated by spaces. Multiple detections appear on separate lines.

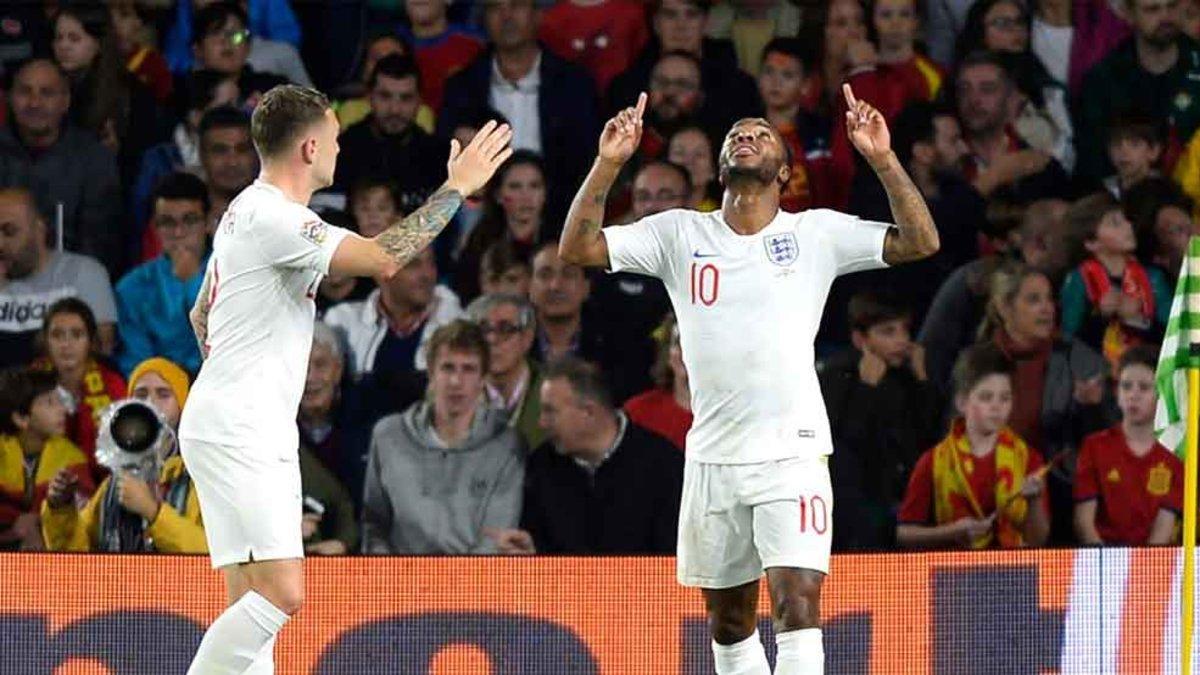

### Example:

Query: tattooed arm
xmin=189 ymin=263 xmax=214 ymax=359
xmin=560 ymin=93 xmax=648 ymax=268
xmin=329 ymin=121 xmax=513 ymax=278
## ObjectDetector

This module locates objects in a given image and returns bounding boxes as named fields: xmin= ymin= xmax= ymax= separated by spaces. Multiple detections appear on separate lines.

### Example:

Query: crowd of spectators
xmin=0 ymin=0 xmax=1194 ymax=555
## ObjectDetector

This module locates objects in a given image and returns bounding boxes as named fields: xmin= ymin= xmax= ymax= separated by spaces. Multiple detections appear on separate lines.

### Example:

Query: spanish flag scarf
xmin=932 ymin=419 xmax=1031 ymax=549
xmin=1079 ymin=256 xmax=1155 ymax=367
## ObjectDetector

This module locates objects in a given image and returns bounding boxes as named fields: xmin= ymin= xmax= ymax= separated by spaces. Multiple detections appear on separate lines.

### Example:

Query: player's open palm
xmin=598 ymin=92 xmax=647 ymax=165
xmin=843 ymin=84 xmax=891 ymax=166
xmin=445 ymin=120 xmax=514 ymax=196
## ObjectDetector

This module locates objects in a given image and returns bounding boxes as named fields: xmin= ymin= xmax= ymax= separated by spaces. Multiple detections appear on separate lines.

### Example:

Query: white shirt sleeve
xmin=254 ymin=206 xmax=352 ymax=274
xmin=813 ymin=209 xmax=892 ymax=275
xmin=602 ymin=210 xmax=678 ymax=278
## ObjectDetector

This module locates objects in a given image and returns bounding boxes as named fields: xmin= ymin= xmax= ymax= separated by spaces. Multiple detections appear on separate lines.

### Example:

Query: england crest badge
xmin=764 ymin=232 xmax=799 ymax=266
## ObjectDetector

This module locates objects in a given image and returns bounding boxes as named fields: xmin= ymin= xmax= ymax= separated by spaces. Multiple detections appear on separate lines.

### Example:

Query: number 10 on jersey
xmin=690 ymin=262 xmax=719 ymax=306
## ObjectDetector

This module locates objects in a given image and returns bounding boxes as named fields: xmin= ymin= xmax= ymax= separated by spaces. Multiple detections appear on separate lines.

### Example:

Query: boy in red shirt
xmin=1074 ymin=345 xmax=1182 ymax=545
xmin=897 ymin=343 xmax=1050 ymax=550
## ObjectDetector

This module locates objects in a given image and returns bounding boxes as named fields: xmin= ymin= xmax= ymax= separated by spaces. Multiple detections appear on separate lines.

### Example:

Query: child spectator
xmin=1103 ymin=111 xmax=1164 ymax=200
xmin=820 ymin=291 xmax=942 ymax=550
xmin=1124 ymin=178 xmax=1197 ymax=285
xmin=479 ymin=240 xmax=533 ymax=299
xmin=0 ymin=367 xmax=95 ymax=550
xmin=868 ymin=0 xmax=944 ymax=103
xmin=1061 ymin=193 xmax=1172 ymax=369
xmin=1074 ymin=345 xmax=1182 ymax=545
xmin=896 ymin=343 xmax=1050 ymax=549
xmin=399 ymin=0 xmax=485 ymax=111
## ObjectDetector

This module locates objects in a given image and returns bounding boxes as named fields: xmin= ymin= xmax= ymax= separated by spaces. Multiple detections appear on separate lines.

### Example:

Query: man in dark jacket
xmin=437 ymin=0 xmax=598 ymax=226
xmin=487 ymin=357 xmax=683 ymax=554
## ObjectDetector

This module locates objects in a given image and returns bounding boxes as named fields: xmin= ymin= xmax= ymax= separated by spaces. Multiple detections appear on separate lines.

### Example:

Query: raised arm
xmin=842 ymin=84 xmax=939 ymax=265
xmin=559 ymin=93 xmax=647 ymax=268
xmin=330 ymin=121 xmax=513 ymax=279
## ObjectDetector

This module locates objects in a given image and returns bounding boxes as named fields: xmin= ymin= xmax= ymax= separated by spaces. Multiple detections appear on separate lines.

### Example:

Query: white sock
xmin=187 ymin=591 xmax=288 ymax=675
xmin=712 ymin=629 xmax=770 ymax=675
xmin=774 ymin=628 xmax=824 ymax=675
xmin=243 ymin=635 xmax=278 ymax=675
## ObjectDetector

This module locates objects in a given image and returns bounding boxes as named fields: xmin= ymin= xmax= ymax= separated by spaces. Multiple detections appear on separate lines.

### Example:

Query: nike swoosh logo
xmin=692 ymin=250 xmax=719 ymax=258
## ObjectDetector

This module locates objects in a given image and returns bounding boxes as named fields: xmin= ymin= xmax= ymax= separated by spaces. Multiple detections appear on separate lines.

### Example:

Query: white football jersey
xmin=605 ymin=208 xmax=891 ymax=464
xmin=179 ymin=180 xmax=351 ymax=454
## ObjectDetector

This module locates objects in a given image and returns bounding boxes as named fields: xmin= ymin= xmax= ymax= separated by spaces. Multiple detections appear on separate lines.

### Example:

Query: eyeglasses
xmin=650 ymin=76 xmax=700 ymax=93
xmin=216 ymin=28 xmax=250 ymax=46
xmin=479 ymin=322 xmax=526 ymax=339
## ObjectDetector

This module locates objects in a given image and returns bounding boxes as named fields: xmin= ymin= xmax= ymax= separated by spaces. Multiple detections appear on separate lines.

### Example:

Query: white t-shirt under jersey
xmin=179 ymin=180 xmax=350 ymax=455
xmin=605 ymin=208 xmax=891 ymax=464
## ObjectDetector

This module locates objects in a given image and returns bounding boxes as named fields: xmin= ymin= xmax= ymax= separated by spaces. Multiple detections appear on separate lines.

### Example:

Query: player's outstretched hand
xmin=843 ymin=84 xmax=891 ymax=168
xmin=445 ymin=120 xmax=514 ymax=197
xmin=598 ymin=92 xmax=647 ymax=167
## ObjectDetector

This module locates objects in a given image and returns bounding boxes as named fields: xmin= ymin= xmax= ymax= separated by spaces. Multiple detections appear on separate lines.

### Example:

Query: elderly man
xmin=467 ymin=293 xmax=543 ymax=449
xmin=361 ymin=320 xmax=525 ymax=554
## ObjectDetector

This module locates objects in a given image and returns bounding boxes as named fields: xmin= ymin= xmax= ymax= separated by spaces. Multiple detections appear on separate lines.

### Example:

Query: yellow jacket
xmin=41 ymin=456 xmax=206 ymax=553
xmin=1174 ymin=131 xmax=1200 ymax=220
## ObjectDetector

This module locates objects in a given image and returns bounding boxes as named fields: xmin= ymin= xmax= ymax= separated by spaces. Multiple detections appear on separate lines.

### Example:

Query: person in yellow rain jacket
xmin=42 ymin=357 xmax=205 ymax=553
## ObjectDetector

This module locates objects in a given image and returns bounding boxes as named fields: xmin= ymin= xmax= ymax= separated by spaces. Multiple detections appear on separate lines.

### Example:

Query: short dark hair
xmin=1107 ymin=109 xmax=1166 ymax=147
xmin=1064 ymin=192 xmax=1121 ymax=264
xmin=250 ymin=85 xmax=330 ymax=160
xmin=348 ymin=176 xmax=398 ymax=209
xmin=0 ymin=367 xmax=59 ymax=435
xmin=198 ymin=104 xmax=251 ymax=142
xmin=542 ymin=356 xmax=613 ymax=409
xmin=760 ymin=37 xmax=812 ymax=74
xmin=891 ymin=101 xmax=957 ymax=166
xmin=193 ymin=1 xmax=248 ymax=45
xmin=1118 ymin=344 xmax=1160 ymax=377
xmin=426 ymin=320 xmax=490 ymax=373
xmin=636 ymin=160 xmax=691 ymax=191
xmin=1124 ymin=177 xmax=1194 ymax=263
xmin=481 ymin=238 xmax=532 ymax=280
xmin=41 ymin=297 xmax=99 ymax=358
xmin=187 ymin=70 xmax=236 ymax=113
xmin=848 ymin=291 xmax=912 ymax=333
xmin=152 ymin=172 xmax=210 ymax=215
xmin=952 ymin=343 xmax=1014 ymax=400
xmin=956 ymin=50 xmax=1012 ymax=86
xmin=367 ymin=53 xmax=420 ymax=91
xmin=655 ymin=50 xmax=703 ymax=79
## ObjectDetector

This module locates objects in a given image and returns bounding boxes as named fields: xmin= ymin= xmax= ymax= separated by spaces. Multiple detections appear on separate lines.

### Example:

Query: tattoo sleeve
xmin=875 ymin=153 xmax=940 ymax=265
xmin=560 ymin=159 xmax=621 ymax=266
xmin=373 ymin=185 xmax=464 ymax=267
xmin=190 ymin=264 xmax=213 ymax=359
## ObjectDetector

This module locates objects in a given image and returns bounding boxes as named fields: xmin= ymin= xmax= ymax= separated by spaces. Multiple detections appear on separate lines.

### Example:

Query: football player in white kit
xmin=179 ymin=85 xmax=511 ymax=673
xmin=559 ymin=86 xmax=939 ymax=674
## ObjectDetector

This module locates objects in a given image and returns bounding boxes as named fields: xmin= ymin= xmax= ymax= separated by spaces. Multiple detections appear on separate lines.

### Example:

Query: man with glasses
xmin=641 ymin=51 xmax=717 ymax=157
xmin=116 ymin=173 xmax=211 ymax=376
xmin=467 ymin=293 xmax=544 ymax=449
xmin=189 ymin=1 xmax=287 ymax=109
xmin=1078 ymin=0 xmax=1200 ymax=180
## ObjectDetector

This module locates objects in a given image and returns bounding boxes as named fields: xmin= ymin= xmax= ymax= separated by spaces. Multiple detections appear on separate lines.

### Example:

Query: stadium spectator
xmin=1016 ymin=197 xmax=1073 ymax=285
xmin=361 ymin=321 xmax=525 ymax=554
xmin=41 ymin=357 xmax=207 ymax=553
xmin=479 ymin=239 xmax=533 ymax=298
xmin=954 ymin=51 xmax=1069 ymax=204
xmin=438 ymin=0 xmax=599 ymax=223
xmin=821 ymin=292 xmax=942 ymax=550
xmin=35 ymin=298 xmax=125 ymax=474
xmin=757 ymin=38 xmax=838 ymax=212
xmin=317 ymin=179 xmax=400 ymax=310
xmin=116 ymin=173 xmax=210 ymax=376
xmin=538 ymin=0 xmax=650 ymax=94
xmin=108 ymin=0 xmax=174 ymax=104
xmin=467 ymin=293 xmax=545 ymax=449
xmin=896 ymin=343 xmax=1051 ymax=549
xmin=0 ymin=367 xmax=94 ymax=551
xmin=186 ymin=1 xmax=289 ymax=108
xmin=0 ymin=5 xmax=50 ymax=84
xmin=608 ymin=0 xmax=759 ymax=127
xmin=0 ymin=187 xmax=118 ymax=368
xmin=1075 ymin=345 xmax=1182 ymax=545
xmin=1103 ymin=111 xmax=1165 ymax=200
xmin=299 ymin=322 xmax=374 ymax=513
xmin=455 ymin=151 xmax=548 ymax=302
xmin=197 ymin=105 xmax=257 ymax=227
xmin=1077 ymin=0 xmax=1200 ymax=182
xmin=868 ymin=0 xmax=945 ymax=100
xmin=623 ymin=314 xmax=692 ymax=451
xmin=488 ymin=357 xmax=683 ymax=554
xmin=398 ymin=0 xmax=486 ymax=111
xmin=164 ymin=0 xmax=303 ymax=73
xmin=705 ymin=0 xmax=802 ymax=75
xmin=798 ymin=0 xmax=869 ymax=114
xmin=1124 ymin=177 xmax=1197 ymax=283
xmin=666 ymin=125 xmax=719 ymax=211
xmin=0 ymin=59 xmax=124 ymax=274
xmin=299 ymin=437 xmax=359 ymax=556
xmin=639 ymin=52 xmax=720 ymax=159
xmin=1060 ymin=193 xmax=1171 ymax=368
xmin=52 ymin=4 xmax=166 ymax=191
xmin=323 ymin=246 xmax=463 ymax=384
xmin=132 ymin=70 xmax=238 ymax=242
xmin=331 ymin=32 xmax=436 ymax=134
xmin=333 ymin=55 xmax=448 ymax=213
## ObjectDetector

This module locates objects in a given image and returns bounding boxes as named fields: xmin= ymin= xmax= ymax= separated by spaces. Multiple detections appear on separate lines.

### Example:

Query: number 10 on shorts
xmin=798 ymin=495 xmax=828 ymax=535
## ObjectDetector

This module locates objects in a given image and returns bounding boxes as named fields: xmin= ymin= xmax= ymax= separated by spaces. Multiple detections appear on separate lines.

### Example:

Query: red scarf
xmin=993 ymin=328 xmax=1051 ymax=451
xmin=1079 ymin=256 xmax=1155 ymax=368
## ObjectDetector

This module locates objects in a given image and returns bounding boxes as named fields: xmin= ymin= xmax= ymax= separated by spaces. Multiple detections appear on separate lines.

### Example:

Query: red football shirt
xmin=538 ymin=0 xmax=648 ymax=94
xmin=623 ymin=389 xmax=691 ymax=451
xmin=1074 ymin=426 xmax=1183 ymax=545
xmin=412 ymin=29 xmax=485 ymax=112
